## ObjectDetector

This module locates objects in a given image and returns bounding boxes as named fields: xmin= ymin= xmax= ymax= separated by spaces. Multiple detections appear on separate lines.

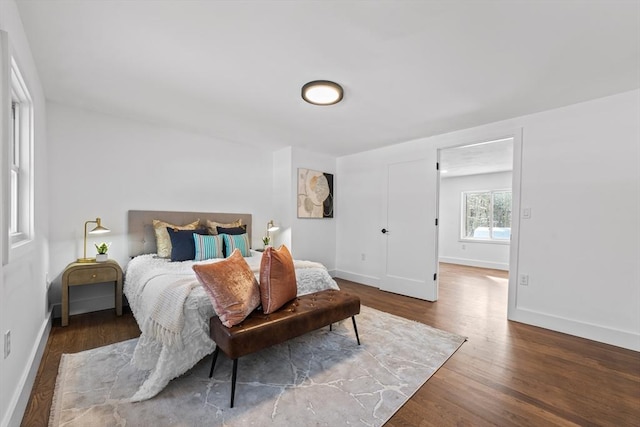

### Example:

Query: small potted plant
xmin=95 ymin=242 xmax=111 ymax=262
xmin=262 ymin=236 xmax=270 ymax=249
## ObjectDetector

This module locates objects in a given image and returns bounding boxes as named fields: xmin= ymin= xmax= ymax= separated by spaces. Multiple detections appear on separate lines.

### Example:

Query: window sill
xmin=5 ymin=235 xmax=35 ymax=265
xmin=459 ymin=238 xmax=510 ymax=246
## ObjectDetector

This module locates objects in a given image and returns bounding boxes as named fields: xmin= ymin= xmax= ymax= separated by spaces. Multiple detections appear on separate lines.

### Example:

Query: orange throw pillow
xmin=259 ymin=245 xmax=297 ymax=314
xmin=193 ymin=249 xmax=260 ymax=327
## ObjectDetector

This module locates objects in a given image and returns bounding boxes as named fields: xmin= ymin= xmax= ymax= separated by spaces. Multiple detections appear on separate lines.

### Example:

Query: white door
xmin=380 ymin=159 xmax=438 ymax=301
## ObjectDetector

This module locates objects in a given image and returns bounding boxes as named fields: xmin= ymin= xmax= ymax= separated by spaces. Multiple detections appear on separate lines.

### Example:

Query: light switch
xmin=523 ymin=208 xmax=531 ymax=219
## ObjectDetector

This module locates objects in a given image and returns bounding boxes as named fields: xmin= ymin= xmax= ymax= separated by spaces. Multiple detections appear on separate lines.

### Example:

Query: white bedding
xmin=123 ymin=250 xmax=339 ymax=401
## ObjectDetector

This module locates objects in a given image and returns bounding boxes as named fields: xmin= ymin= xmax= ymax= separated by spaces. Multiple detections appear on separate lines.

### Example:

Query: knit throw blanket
xmin=142 ymin=276 xmax=201 ymax=349
xmin=130 ymin=255 xmax=333 ymax=349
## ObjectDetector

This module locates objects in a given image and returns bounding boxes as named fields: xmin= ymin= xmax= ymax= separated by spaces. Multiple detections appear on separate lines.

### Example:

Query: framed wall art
xmin=297 ymin=168 xmax=334 ymax=218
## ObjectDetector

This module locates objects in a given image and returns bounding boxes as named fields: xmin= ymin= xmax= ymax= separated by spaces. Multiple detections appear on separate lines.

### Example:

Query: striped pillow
xmin=193 ymin=234 xmax=224 ymax=261
xmin=222 ymin=233 xmax=251 ymax=257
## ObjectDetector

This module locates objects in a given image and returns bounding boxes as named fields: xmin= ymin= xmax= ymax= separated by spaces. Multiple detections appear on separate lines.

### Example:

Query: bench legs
xmin=209 ymin=346 xmax=220 ymax=378
xmin=352 ymin=316 xmax=361 ymax=345
xmin=210 ymin=316 xmax=361 ymax=408
xmin=230 ymin=359 xmax=238 ymax=408
xmin=209 ymin=346 xmax=239 ymax=408
xmin=330 ymin=316 xmax=361 ymax=345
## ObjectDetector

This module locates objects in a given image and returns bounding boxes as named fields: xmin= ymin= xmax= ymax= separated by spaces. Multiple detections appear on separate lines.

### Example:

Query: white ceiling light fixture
xmin=301 ymin=80 xmax=343 ymax=106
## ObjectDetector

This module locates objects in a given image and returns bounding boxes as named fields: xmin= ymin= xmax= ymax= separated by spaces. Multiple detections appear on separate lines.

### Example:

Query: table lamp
xmin=78 ymin=217 xmax=110 ymax=263
xmin=266 ymin=220 xmax=279 ymax=239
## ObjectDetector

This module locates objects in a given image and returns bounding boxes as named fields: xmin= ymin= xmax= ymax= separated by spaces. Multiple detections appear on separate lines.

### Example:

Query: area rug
xmin=49 ymin=306 xmax=465 ymax=426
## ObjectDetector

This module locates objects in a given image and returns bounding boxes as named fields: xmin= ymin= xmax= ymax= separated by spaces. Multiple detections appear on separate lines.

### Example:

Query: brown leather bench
xmin=209 ymin=288 xmax=361 ymax=407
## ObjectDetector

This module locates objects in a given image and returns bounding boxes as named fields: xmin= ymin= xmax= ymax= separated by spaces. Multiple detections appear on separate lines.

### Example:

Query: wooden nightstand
xmin=61 ymin=259 xmax=123 ymax=326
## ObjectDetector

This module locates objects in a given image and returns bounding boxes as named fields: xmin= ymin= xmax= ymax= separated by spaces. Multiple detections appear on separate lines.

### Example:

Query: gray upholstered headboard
xmin=128 ymin=210 xmax=253 ymax=257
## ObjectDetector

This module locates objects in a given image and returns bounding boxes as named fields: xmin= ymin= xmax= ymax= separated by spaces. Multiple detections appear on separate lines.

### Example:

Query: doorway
xmin=436 ymin=138 xmax=514 ymax=302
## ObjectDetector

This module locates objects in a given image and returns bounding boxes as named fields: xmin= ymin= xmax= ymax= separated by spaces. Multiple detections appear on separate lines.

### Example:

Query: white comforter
xmin=123 ymin=251 xmax=339 ymax=401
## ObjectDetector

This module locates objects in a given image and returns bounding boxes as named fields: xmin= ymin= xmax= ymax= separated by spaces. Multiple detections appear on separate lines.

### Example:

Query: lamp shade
xmin=90 ymin=218 xmax=110 ymax=234
xmin=267 ymin=220 xmax=279 ymax=232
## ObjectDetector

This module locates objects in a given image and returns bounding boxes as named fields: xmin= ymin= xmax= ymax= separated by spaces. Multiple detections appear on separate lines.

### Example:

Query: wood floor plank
xmin=338 ymin=264 xmax=640 ymax=426
xmin=20 ymin=308 xmax=141 ymax=427
xmin=21 ymin=263 xmax=640 ymax=426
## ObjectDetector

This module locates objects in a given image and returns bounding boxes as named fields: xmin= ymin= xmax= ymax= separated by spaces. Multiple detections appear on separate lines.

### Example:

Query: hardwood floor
xmin=22 ymin=263 xmax=640 ymax=426
xmin=21 ymin=308 xmax=141 ymax=427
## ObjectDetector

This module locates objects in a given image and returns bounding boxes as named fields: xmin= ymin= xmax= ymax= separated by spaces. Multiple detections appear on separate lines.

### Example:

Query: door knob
xmin=381 ymin=228 xmax=388 ymax=234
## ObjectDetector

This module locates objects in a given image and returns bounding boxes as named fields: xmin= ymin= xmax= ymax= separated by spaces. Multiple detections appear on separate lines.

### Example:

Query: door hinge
xmin=436 ymin=162 xmax=439 ymax=170
xmin=435 ymin=218 xmax=438 ymax=226
xmin=433 ymin=273 xmax=437 ymax=281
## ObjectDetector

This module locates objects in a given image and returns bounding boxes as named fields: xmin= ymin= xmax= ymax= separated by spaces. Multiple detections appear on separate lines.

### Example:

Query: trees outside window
xmin=462 ymin=190 xmax=511 ymax=241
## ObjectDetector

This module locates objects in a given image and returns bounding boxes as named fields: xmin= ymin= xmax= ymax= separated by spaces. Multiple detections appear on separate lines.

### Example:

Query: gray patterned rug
xmin=49 ymin=306 xmax=465 ymax=426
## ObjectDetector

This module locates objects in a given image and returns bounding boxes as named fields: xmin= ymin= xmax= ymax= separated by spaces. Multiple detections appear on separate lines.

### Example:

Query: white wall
xmin=271 ymin=147 xmax=337 ymax=271
xmin=291 ymin=148 xmax=337 ymax=271
xmin=271 ymin=147 xmax=293 ymax=250
xmin=46 ymin=102 xmax=273 ymax=317
xmin=336 ymin=90 xmax=640 ymax=351
xmin=511 ymin=90 xmax=639 ymax=350
xmin=439 ymin=171 xmax=512 ymax=270
xmin=0 ymin=1 xmax=50 ymax=426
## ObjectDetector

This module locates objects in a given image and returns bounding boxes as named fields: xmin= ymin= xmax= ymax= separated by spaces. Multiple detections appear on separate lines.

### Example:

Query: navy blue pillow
xmin=167 ymin=228 xmax=207 ymax=261
xmin=216 ymin=225 xmax=247 ymax=235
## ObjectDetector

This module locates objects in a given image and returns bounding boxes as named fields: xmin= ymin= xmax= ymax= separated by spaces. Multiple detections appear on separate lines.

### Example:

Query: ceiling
xmin=15 ymin=1 xmax=640 ymax=157
xmin=439 ymin=137 xmax=513 ymax=178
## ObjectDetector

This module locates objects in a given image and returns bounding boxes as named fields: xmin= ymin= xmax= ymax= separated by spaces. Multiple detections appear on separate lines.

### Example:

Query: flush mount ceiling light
xmin=301 ymin=80 xmax=343 ymax=105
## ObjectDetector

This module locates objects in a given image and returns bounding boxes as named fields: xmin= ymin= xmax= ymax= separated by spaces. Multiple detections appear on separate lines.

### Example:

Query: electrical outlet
xmin=519 ymin=274 xmax=529 ymax=286
xmin=4 ymin=330 xmax=10 ymax=359
xmin=462 ymin=244 xmax=466 ymax=250
xmin=361 ymin=253 xmax=366 ymax=261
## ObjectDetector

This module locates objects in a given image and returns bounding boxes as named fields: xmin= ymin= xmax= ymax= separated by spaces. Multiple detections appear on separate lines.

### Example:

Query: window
xmin=461 ymin=190 xmax=511 ymax=242
xmin=9 ymin=57 xmax=33 ymax=247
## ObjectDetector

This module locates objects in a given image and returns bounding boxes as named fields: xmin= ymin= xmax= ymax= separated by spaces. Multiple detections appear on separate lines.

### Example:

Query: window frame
xmin=7 ymin=56 xmax=34 ymax=252
xmin=460 ymin=189 xmax=512 ymax=244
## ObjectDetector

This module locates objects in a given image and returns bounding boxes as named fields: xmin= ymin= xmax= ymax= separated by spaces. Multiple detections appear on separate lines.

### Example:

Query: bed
xmin=124 ymin=210 xmax=339 ymax=401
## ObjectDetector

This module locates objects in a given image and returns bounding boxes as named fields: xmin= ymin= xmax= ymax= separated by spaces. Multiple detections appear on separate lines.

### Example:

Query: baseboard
xmin=51 ymin=294 xmax=117 ymax=319
xmin=439 ymin=256 xmax=509 ymax=271
xmin=509 ymin=306 xmax=640 ymax=352
xmin=334 ymin=270 xmax=380 ymax=288
xmin=4 ymin=310 xmax=52 ymax=427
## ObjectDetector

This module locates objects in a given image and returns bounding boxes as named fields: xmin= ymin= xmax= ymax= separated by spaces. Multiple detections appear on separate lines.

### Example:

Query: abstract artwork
xmin=297 ymin=168 xmax=334 ymax=218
